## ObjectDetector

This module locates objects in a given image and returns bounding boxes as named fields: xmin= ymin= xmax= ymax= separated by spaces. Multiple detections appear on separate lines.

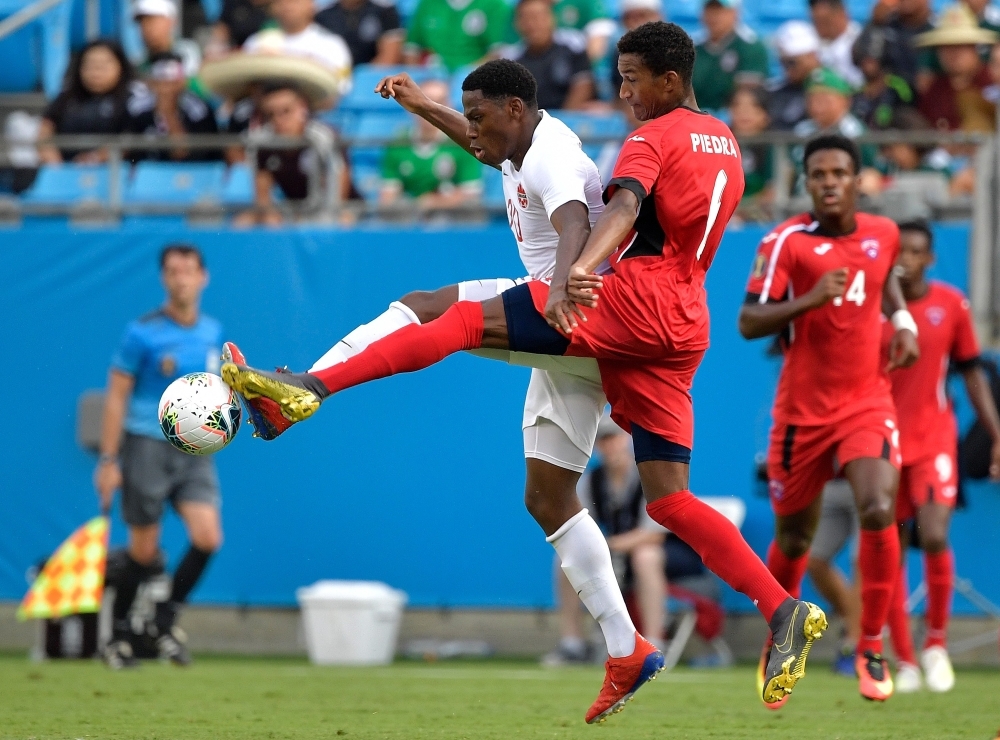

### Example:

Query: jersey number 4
xmin=832 ymin=270 xmax=866 ymax=307
xmin=507 ymin=200 xmax=523 ymax=243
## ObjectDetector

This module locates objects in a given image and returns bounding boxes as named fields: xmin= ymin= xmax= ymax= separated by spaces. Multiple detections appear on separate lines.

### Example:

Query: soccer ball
xmin=158 ymin=373 xmax=242 ymax=455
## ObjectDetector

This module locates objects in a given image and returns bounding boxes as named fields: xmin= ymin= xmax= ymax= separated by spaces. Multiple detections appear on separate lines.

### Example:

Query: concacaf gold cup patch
xmin=751 ymin=253 xmax=767 ymax=280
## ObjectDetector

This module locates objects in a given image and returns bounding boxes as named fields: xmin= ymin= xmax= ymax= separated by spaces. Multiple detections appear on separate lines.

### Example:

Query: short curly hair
xmin=803 ymin=134 xmax=861 ymax=175
xmin=461 ymin=59 xmax=538 ymax=108
xmin=617 ymin=22 xmax=695 ymax=86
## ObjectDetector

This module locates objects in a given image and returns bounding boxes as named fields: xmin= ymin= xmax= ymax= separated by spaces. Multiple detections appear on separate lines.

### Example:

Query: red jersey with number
xmin=880 ymin=281 xmax=980 ymax=464
xmin=745 ymin=212 xmax=900 ymax=426
xmin=603 ymin=107 xmax=745 ymax=351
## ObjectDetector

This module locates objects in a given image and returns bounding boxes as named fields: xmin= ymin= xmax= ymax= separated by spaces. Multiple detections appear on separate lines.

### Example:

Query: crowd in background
xmin=8 ymin=0 xmax=1000 ymax=220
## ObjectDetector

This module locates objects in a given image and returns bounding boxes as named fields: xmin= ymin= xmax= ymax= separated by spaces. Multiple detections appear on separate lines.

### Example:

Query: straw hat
xmin=200 ymin=53 xmax=346 ymax=108
xmin=915 ymin=4 xmax=998 ymax=47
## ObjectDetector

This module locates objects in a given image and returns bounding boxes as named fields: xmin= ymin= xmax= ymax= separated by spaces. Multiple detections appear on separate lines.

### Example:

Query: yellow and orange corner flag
xmin=17 ymin=516 xmax=109 ymax=621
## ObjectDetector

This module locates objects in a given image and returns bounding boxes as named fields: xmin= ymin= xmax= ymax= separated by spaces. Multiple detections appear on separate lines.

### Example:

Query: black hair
xmin=732 ymin=84 xmax=769 ymax=114
xmin=616 ymin=21 xmax=695 ymax=86
xmin=461 ymin=59 xmax=538 ymax=108
xmin=62 ymin=39 xmax=135 ymax=102
xmin=852 ymin=24 xmax=890 ymax=68
xmin=160 ymin=243 xmax=205 ymax=270
xmin=897 ymin=219 xmax=934 ymax=252
xmin=803 ymin=134 xmax=861 ymax=175
xmin=808 ymin=0 xmax=845 ymax=8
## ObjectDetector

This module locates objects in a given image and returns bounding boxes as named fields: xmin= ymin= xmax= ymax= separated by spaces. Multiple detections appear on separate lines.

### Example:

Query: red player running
xmin=739 ymin=134 xmax=921 ymax=703
xmin=223 ymin=22 xmax=827 ymax=718
xmin=881 ymin=220 xmax=1000 ymax=695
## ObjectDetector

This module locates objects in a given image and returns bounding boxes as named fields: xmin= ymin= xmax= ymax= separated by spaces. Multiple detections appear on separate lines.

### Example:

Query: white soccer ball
xmin=158 ymin=373 xmax=242 ymax=455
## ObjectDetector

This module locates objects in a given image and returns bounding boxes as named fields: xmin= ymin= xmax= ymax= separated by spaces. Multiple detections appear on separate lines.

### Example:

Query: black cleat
xmin=103 ymin=639 xmax=140 ymax=670
xmin=760 ymin=599 xmax=828 ymax=705
xmin=156 ymin=627 xmax=192 ymax=667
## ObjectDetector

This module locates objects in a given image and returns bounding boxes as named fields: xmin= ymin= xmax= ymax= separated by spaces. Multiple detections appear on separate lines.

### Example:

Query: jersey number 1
xmin=696 ymin=170 xmax=729 ymax=260
xmin=832 ymin=270 xmax=866 ymax=307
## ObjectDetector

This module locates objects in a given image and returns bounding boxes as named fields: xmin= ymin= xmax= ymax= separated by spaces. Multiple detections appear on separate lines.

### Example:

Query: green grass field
xmin=1 ymin=655 xmax=998 ymax=740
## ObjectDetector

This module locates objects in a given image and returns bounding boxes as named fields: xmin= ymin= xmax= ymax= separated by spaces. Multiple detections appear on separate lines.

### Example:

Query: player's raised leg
xmin=843 ymin=456 xmax=901 ymax=701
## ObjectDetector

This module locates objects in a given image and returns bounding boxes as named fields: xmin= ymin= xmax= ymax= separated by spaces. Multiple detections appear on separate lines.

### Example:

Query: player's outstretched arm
xmin=374 ymin=74 xmax=488 ymax=166
xmin=564 ymin=188 xmax=639 ymax=309
xmin=738 ymin=268 xmax=848 ymax=339
xmin=961 ymin=364 xmax=1000 ymax=479
xmin=882 ymin=270 xmax=919 ymax=371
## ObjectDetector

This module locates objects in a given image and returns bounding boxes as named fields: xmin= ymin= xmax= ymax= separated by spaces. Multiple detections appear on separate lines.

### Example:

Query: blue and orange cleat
xmin=221 ymin=342 xmax=292 ymax=440
xmin=857 ymin=651 xmax=894 ymax=701
xmin=585 ymin=633 xmax=665 ymax=724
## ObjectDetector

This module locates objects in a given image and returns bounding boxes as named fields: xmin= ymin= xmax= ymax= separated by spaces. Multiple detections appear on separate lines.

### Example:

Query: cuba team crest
xmin=861 ymin=239 xmax=880 ymax=259
xmin=926 ymin=306 xmax=946 ymax=326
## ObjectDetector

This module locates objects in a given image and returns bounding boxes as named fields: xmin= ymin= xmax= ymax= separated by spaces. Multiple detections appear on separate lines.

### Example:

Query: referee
xmin=94 ymin=244 xmax=223 ymax=669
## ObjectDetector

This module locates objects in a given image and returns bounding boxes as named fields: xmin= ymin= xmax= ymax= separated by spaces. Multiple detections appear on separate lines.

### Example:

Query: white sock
xmin=547 ymin=509 xmax=637 ymax=658
xmin=309 ymin=301 xmax=420 ymax=372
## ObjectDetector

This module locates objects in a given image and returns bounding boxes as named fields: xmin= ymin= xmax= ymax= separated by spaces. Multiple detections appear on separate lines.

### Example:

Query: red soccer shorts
xmin=896 ymin=450 xmax=959 ymax=521
xmin=525 ymin=278 xmax=704 ymax=449
xmin=766 ymin=406 xmax=902 ymax=517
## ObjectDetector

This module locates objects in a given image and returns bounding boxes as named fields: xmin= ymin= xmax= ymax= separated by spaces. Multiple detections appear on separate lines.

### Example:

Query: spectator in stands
xmin=316 ymin=0 xmax=404 ymax=65
xmin=234 ymin=83 xmax=348 ymax=225
xmin=552 ymin=0 xmax=616 ymax=60
xmin=38 ymin=40 xmax=155 ymax=165
xmin=851 ymin=24 xmax=916 ymax=129
xmin=379 ymin=79 xmax=482 ymax=208
xmin=505 ymin=0 xmax=594 ymax=110
xmin=544 ymin=415 xmax=666 ymax=665
xmin=767 ymin=20 xmax=822 ymax=131
xmin=244 ymin=0 xmax=353 ymax=94
xmin=403 ymin=0 xmax=512 ymax=71
xmin=729 ymin=86 xmax=772 ymax=204
xmin=133 ymin=0 xmax=201 ymax=80
xmin=868 ymin=0 xmax=934 ymax=89
xmin=810 ymin=0 xmax=862 ymax=88
xmin=141 ymin=52 xmax=221 ymax=161
xmin=963 ymin=0 xmax=1000 ymax=34
xmin=916 ymin=4 xmax=998 ymax=131
xmin=208 ymin=0 xmax=273 ymax=56
xmin=691 ymin=0 xmax=769 ymax=112
xmin=608 ymin=0 xmax=663 ymax=118
xmin=876 ymin=107 xmax=956 ymax=181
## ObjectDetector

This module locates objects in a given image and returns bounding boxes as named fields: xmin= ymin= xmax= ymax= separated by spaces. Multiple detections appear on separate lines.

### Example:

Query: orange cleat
xmin=585 ymin=634 xmax=665 ymax=724
xmin=857 ymin=651 xmax=894 ymax=701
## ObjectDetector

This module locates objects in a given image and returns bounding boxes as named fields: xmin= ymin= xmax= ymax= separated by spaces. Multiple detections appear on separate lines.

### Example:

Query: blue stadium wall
xmin=2 ymin=221 xmax=997 ymax=615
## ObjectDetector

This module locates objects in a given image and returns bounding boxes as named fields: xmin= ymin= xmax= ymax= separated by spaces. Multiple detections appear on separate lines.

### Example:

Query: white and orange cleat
xmin=585 ymin=634 xmax=665 ymax=724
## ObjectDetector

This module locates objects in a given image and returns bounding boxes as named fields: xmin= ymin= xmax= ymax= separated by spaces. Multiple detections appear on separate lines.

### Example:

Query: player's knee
xmin=129 ymin=541 xmax=160 ymax=566
xmin=400 ymin=289 xmax=450 ymax=324
xmin=857 ymin=496 xmax=894 ymax=530
xmin=806 ymin=556 xmax=830 ymax=578
xmin=919 ymin=529 xmax=948 ymax=553
xmin=191 ymin=528 xmax=223 ymax=554
xmin=776 ymin=530 xmax=812 ymax=559
xmin=631 ymin=543 xmax=664 ymax=574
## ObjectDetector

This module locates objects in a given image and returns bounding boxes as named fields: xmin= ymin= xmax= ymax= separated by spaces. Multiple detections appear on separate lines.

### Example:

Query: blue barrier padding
xmin=1 ymin=220 xmax=996 ymax=614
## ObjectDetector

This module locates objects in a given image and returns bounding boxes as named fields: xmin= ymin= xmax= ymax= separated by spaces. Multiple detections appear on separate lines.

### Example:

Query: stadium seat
xmin=756 ymin=0 xmax=808 ymax=24
xmin=69 ymin=0 xmax=122 ymax=50
xmin=124 ymin=162 xmax=227 ymax=205
xmin=665 ymin=0 xmax=704 ymax=26
xmin=21 ymin=164 xmax=118 ymax=205
xmin=200 ymin=0 xmax=223 ymax=23
xmin=341 ymin=112 xmax=412 ymax=146
xmin=339 ymin=64 xmax=448 ymax=113
xmin=549 ymin=111 xmax=628 ymax=143
xmin=349 ymin=147 xmax=386 ymax=202
xmin=220 ymin=164 xmax=255 ymax=205
xmin=481 ymin=166 xmax=504 ymax=209
xmin=0 ymin=0 xmax=71 ymax=97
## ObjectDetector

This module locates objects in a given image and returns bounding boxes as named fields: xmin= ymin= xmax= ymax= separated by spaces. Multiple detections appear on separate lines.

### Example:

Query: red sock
xmin=887 ymin=560 xmax=917 ymax=665
xmin=311 ymin=301 xmax=484 ymax=394
xmin=924 ymin=548 xmax=954 ymax=649
xmin=647 ymin=492 xmax=790 ymax=622
xmin=766 ymin=541 xmax=809 ymax=599
xmin=857 ymin=526 xmax=900 ymax=655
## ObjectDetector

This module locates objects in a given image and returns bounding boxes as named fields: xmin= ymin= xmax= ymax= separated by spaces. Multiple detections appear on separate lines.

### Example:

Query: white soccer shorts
xmin=459 ymin=278 xmax=606 ymax=473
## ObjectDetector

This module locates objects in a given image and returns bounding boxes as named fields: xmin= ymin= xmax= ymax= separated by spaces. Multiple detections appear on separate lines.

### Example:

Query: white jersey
xmin=501 ymin=112 xmax=605 ymax=281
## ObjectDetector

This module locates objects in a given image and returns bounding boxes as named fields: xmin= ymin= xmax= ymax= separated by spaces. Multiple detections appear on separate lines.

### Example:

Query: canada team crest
xmin=861 ymin=239 xmax=880 ymax=259
xmin=517 ymin=184 xmax=528 ymax=208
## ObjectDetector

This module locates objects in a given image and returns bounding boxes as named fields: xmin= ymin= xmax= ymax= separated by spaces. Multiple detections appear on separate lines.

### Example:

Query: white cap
xmin=133 ymin=0 xmax=177 ymax=19
xmin=774 ymin=20 xmax=820 ymax=57
xmin=620 ymin=0 xmax=662 ymax=14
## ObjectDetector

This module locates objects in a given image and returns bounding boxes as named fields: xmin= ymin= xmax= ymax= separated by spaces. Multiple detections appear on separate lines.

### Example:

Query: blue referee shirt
xmin=111 ymin=309 xmax=223 ymax=439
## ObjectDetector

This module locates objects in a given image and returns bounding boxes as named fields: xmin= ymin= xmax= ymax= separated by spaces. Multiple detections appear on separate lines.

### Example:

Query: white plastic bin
xmin=296 ymin=580 xmax=407 ymax=665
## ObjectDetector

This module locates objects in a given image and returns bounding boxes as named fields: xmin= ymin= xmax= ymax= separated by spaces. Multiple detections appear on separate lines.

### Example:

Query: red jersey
xmin=881 ymin=281 xmax=980 ymax=464
xmin=604 ymin=107 xmax=745 ymax=351
xmin=745 ymin=212 xmax=900 ymax=426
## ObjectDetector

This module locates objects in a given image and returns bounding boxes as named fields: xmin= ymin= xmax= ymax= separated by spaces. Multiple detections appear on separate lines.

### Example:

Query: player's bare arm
xmin=94 ymin=369 xmax=134 ymax=512
xmin=563 ymin=188 xmax=641 ymax=315
xmin=543 ymin=200 xmax=594 ymax=334
xmin=882 ymin=270 xmax=920 ymax=371
xmin=961 ymin=364 xmax=1000 ymax=479
xmin=375 ymin=73 xmax=486 ymax=164
xmin=737 ymin=268 xmax=848 ymax=339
